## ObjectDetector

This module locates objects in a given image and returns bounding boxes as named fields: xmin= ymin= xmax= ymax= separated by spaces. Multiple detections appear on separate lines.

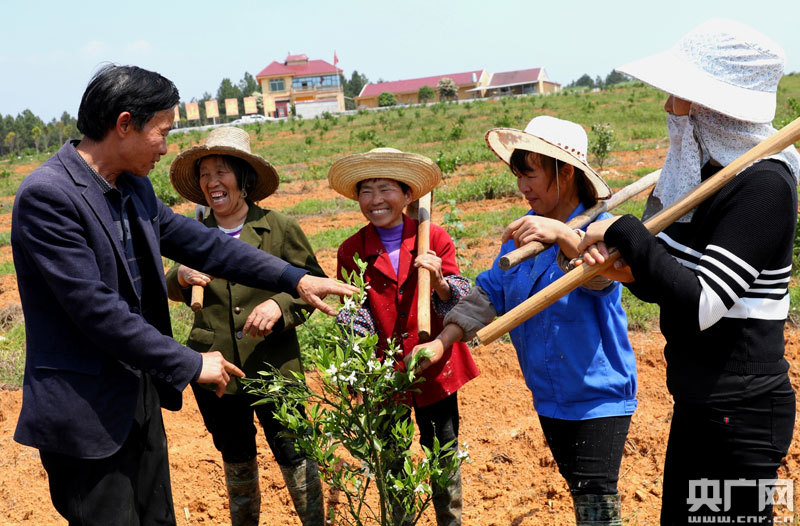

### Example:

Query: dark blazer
xmin=11 ymin=141 xmax=306 ymax=459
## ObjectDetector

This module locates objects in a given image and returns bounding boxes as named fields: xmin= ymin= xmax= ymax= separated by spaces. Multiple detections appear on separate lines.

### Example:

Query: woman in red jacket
xmin=329 ymin=148 xmax=479 ymax=526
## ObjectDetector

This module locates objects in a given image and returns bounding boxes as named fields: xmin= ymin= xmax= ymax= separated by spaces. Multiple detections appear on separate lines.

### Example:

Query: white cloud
xmin=80 ymin=41 xmax=111 ymax=61
xmin=126 ymin=40 xmax=152 ymax=53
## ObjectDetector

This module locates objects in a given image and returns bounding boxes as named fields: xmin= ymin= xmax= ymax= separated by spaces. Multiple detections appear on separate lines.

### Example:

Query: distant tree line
xmin=1 ymin=110 xmax=79 ymax=158
xmin=567 ymin=70 xmax=631 ymax=90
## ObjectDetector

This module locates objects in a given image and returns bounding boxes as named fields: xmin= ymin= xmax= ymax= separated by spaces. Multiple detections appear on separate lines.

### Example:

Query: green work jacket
xmin=166 ymin=204 xmax=325 ymax=395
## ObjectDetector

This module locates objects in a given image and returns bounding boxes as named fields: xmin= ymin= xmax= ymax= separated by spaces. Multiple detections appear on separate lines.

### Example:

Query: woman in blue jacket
xmin=410 ymin=116 xmax=636 ymax=525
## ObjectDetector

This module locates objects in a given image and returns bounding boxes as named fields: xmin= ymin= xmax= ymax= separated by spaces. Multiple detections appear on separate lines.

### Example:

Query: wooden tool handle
xmin=477 ymin=116 xmax=800 ymax=345
xmin=417 ymin=192 xmax=433 ymax=341
xmin=499 ymin=170 xmax=661 ymax=270
xmin=190 ymin=204 xmax=206 ymax=313
xmin=190 ymin=286 xmax=204 ymax=313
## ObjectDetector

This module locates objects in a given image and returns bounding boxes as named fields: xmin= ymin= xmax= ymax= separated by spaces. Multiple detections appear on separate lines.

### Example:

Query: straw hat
xmin=328 ymin=147 xmax=441 ymax=201
xmin=486 ymin=116 xmax=612 ymax=200
xmin=170 ymin=126 xmax=279 ymax=205
xmin=615 ymin=19 xmax=785 ymax=123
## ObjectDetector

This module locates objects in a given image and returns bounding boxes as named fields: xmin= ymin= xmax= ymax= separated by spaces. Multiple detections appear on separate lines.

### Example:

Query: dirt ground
xmin=1 ymin=328 xmax=799 ymax=525
xmin=1 ymin=145 xmax=799 ymax=524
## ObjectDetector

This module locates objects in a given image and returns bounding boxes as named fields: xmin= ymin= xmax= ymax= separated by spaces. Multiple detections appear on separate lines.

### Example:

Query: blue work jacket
xmin=476 ymin=205 xmax=637 ymax=420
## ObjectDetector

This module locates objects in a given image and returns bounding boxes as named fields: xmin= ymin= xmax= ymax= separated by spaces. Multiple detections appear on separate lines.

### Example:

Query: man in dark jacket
xmin=10 ymin=64 xmax=354 ymax=526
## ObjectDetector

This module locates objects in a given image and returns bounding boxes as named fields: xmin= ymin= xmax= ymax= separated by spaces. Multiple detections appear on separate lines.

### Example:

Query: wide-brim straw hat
xmin=328 ymin=147 xmax=441 ymax=201
xmin=170 ymin=126 xmax=279 ymax=205
xmin=486 ymin=116 xmax=612 ymax=200
xmin=615 ymin=19 xmax=785 ymax=123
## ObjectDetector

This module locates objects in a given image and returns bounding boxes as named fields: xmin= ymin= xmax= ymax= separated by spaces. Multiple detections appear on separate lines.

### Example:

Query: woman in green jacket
xmin=166 ymin=126 xmax=326 ymax=526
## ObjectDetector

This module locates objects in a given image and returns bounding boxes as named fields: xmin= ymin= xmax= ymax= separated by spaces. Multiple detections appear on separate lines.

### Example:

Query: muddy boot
xmin=224 ymin=459 xmax=261 ymax=526
xmin=573 ymin=493 xmax=622 ymax=526
xmin=280 ymin=459 xmax=325 ymax=526
xmin=432 ymin=466 xmax=462 ymax=526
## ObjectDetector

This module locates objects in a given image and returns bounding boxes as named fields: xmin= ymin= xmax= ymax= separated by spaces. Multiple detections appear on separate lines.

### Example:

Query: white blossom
xmin=414 ymin=484 xmax=426 ymax=494
xmin=325 ymin=364 xmax=338 ymax=376
xmin=342 ymin=371 xmax=357 ymax=385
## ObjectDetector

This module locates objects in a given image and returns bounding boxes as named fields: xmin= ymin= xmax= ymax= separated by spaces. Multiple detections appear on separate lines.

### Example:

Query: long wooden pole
xmin=499 ymin=170 xmax=661 ymax=270
xmin=476 ymin=116 xmax=800 ymax=345
xmin=190 ymin=205 xmax=206 ymax=313
xmin=417 ymin=192 xmax=433 ymax=341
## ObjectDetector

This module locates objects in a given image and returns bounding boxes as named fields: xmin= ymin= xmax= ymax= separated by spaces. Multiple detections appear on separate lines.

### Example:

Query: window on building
xmin=269 ymin=78 xmax=285 ymax=91
xmin=292 ymin=75 xmax=340 ymax=90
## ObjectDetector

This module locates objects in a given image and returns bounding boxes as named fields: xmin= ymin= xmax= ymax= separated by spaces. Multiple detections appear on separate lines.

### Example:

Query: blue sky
xmin=2 ymin=0 xmax=798 ymax=122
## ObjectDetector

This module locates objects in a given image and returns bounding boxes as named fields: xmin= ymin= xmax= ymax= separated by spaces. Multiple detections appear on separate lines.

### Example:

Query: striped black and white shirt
xmin=607 ymin=159 xmax=797 ymax=402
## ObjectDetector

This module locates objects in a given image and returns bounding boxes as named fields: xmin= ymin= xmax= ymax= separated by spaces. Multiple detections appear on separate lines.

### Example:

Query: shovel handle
xmin=417 ymin=192 xmax=433 ymax=341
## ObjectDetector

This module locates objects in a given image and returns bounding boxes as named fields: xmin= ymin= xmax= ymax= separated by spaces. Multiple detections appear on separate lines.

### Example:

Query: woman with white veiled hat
xmin=165 ymin=126 xmax=327 ymax=526
xmin=577 ymin=19 xmax=800 ymax=523
xmin=410 ymin=116 xmax=637 ymax=525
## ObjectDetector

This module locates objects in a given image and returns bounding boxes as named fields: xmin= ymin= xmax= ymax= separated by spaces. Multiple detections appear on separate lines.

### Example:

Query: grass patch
xmin=607 ymin=177 xmax=638 ymax=190
xmin=438 ymin=174 xmax=519 ymax=203
xmin=621 ymin=288 xmax=660 ymax=331
xmin=0 ymin=231 xmax=11 ymax=248
xmin=460 ymin=206 xmax=528 ymax=239
xmin=631 ymin=167 xmax=658 ymax=177
xmin=0 ymin=321 xmax=26 ymax=387
xmin=280 ymin=198 xmax=357 ymax=217
xmin=169 ymin=302 xmax=195 ymax=344
xmin=0 ymin=260 xmax=16 ymax=276
xmin=308 ymin=225 xmax=361 ymax=251
xmin=613 ymin=199 xmax=646 ymax=219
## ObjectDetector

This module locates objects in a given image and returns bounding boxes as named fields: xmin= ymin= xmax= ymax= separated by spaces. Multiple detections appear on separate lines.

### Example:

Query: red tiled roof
xmin=485 ymin=68 xmax=542 ymax=88
xmin=256 ymin=59 xmax=341 ymax=79
xmin=286 ymin=54 xmax=308 ymax=63
xmin=358 ymin=70 xmax=484 ymax=98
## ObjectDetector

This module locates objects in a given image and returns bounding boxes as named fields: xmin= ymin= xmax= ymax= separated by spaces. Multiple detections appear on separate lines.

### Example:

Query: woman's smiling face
xmin=198 ymin=155 xmax=246 ymax=218
xmin=357 ymin=178 xmax=412 ymax=228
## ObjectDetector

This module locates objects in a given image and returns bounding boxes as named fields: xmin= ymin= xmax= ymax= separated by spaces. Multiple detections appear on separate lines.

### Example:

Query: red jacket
xmin=337 ymin=215 xmax=479 ymax=407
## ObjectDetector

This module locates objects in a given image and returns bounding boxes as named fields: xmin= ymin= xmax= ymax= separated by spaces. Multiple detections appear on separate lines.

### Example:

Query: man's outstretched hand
xmin=296 ymin=275 xmax=358 ymax=316
xmin=198 ymin=351 xmax=245 ymax=397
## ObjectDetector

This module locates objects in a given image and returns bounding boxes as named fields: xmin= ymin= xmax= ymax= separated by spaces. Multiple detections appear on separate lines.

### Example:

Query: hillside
xmin=0 ymin=79 xmax=799 ymax=524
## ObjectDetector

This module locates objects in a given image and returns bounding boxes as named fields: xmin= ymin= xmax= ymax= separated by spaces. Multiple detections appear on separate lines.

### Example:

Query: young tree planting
xmin=245 ymin=257 xmax=466 ymax=526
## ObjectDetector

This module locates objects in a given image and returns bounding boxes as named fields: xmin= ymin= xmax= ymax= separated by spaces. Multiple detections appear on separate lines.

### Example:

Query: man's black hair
xmin=77 ymin=64 xmax=180 ymax=141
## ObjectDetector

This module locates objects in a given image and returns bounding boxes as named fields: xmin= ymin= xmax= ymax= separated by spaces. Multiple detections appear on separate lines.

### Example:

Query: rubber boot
xmin=432 ymin=466 xmax=462 ymax=526
xmin=224 ymin=459 xmax=260 ymax=526
xmin=573 ymin=493 xmax=622 ymax=526
xmin=279 ymin=459 xmax=325 ymax=526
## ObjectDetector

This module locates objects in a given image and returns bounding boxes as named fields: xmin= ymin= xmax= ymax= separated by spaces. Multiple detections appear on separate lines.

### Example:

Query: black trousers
xmin=415 ymin=392 xmax=460 ymax=452
xmin=538 ymin=414 xmax=631 ymax=496
xmin=40 ymin=375 xmax=175 ymax=526
xmin=661 ymin=388 xmax=795 ymax=525
xmin=192 ymin=383 xmax=305 ymax=466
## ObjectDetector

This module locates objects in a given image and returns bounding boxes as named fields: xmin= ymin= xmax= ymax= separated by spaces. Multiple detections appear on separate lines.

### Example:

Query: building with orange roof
xmin=256 ymin=53 xmax=344 ymax=118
